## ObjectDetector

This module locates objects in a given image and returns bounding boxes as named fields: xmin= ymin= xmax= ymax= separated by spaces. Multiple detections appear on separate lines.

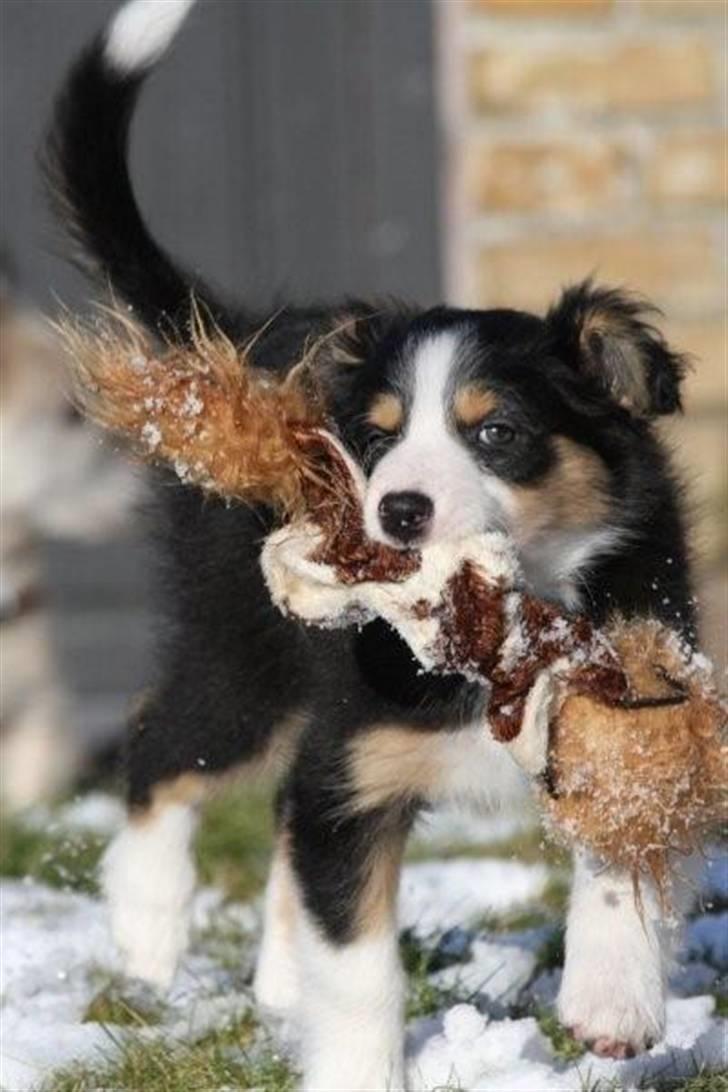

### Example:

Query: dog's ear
xmin=321 ymin=303 xmax=414 ymax=370
xmin=546 ymin=281 xmax=688 ymax=416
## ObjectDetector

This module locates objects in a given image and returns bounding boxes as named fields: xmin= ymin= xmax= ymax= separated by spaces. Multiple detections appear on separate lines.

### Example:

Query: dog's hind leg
xmin=103 ymin=685 xmax=304 ymax=990
xmin=102 ymin=770 xmax=205 ymax=989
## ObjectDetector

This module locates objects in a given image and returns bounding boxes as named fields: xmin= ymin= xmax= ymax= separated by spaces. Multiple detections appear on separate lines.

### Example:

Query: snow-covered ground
xmin=1 ymin=796 xmax=726 ymax=1091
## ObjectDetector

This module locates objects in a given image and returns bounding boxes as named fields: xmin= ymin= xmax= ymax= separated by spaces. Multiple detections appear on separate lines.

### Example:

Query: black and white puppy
xmin=49 ymin=1 xmax=697 ymax=1087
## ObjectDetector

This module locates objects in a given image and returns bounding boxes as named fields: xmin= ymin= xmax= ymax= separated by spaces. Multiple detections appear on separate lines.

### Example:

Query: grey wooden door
xmin=1 ymin=0 xmax=441 ymax=728
xmin=1 ymin=0 xmax=441 ymax=312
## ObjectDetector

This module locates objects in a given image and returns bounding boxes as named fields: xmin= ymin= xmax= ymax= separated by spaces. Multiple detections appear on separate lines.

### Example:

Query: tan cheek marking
xmin=453 ymin=384 xmax=498 ymax=427
xmin=510 ymin=435 xmax=610 ymax=539
xmin=348 ymin=725 xmax=443 ymax=813
xmin=367 ymin=392 xmax=404 ymax=433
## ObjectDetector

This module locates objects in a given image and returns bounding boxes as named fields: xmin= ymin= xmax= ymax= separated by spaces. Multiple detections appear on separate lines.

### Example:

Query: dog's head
xmin=322 ymin=282 xmax=687 ymax=601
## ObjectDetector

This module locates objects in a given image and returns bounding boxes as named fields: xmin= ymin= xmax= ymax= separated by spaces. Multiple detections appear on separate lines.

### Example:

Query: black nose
xmin=378 ymin=491 xmax=434 ymax=544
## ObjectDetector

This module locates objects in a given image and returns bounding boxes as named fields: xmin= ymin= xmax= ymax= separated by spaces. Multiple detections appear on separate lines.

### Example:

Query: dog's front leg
xmin=297 ymin=908 xmax=406 ymax=1091
xmin=286 ymin=755 xmax=412 ymax=1092
xmin=558 ymin=851 xmax=683 ymax=1057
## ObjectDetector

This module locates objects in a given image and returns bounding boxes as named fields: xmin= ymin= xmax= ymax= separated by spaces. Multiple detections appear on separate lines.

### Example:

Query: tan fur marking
xmin=131 ymin=709 xmax=309 ymax=825
xmin=269 ymin=829 xmax=298 ymax=935
xmin=348 ymin=726 xmax=443 ymax=813
xmin=129 ymin=772 xmax=210 ymax=824
xmin=511 ymin=435 xmax=610 ymax=539
xmin=367 ymin=392 xmax=404 ymax=434
xmin=453 ymin=384 xmax=498 ymax=427
xmin=356 ymin=825 xmax=408 ymax=935
xmin=580 ymin=311 xmax=650 ymax=413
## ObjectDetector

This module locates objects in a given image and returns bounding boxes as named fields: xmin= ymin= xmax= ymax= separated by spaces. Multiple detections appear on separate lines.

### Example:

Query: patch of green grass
xmin=539 ymin=872 xmax=571 ymax=916
xmin=713 ymin=992 xmax=728 ymax=1018
xmin=0 ymin=817 xmax=105 ymax=895
xmin=534 ymin=924 xmax=565 ymax=973
xmin=407 ymin=824 xmax=568 ymax=868
xmin=195 ymin=912 xmax=256 ymax=974
xmin=651 ymin=1071 xmax=728 ymax=1092
xmin=400 ymin=929 xmax=472 ymax=1020
xmin=536 ymin=1009 xmax=585 ymax=1062
xmin=82 ymin=981 xmax=166 ymax=1027
xmin=195 ymin=783 xmax=275 ymax=902
xmin=405 ymin=970 xmax=463 ymax=1022
xmin=0 ymin=781 xmax=276 ymax=903
xmin=43 ymin=1017 xmax=296 ymax=1092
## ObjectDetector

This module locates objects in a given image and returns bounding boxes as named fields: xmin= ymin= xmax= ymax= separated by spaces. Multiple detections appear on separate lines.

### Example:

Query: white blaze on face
xmin=363 ymin=331 xmax=514 ymax=546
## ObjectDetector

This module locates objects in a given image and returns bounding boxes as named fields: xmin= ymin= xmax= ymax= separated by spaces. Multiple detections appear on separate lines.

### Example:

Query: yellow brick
xmin=472 ymin=0 xmax=612 ymax=14
xmin=470 ymin=40 xmax=714 ymax=114
xmin=640 ymin=0 xmax=726 ymax=17
xmin=465 ymin=139 xmax=628 ymax=213
xmin=694 ymin=570 xmax=727 ymax=673
xmin=660 ymin=414 xmax=727 ymax=563
xmin=646 ymin=131 xmax=726 ymax=205
xmin=475 ymin=229 xmax=722 ymax=315
xmin=662 ymin=319 xmax=727 ymax=409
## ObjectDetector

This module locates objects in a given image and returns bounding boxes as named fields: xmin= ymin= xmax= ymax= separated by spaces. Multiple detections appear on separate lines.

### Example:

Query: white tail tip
xmin=105 ymin=0 xmax=197 ymax=74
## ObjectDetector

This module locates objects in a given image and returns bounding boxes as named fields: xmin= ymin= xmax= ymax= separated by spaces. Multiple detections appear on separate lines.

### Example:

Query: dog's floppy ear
xmin=546 ymin=280 xmax=688 ymax=416
xmin=314 ymin=301 xmax=421 ymax=373
xmin=321 ymin=302 xmax=415 ymax=370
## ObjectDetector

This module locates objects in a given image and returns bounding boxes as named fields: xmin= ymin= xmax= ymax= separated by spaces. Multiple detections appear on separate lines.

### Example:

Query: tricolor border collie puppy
xmin=49 ymin=1 xmax=697 ymax=1087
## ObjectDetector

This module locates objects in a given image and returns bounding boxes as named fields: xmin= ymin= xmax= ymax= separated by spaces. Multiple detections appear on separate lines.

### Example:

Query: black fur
xmin=49 ymin=28 xmax=696 ymax=946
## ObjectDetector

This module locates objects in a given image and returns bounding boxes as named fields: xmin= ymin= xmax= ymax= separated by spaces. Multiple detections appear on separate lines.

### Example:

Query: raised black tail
xmin=45 ymin=0 xmax=236 ymax=339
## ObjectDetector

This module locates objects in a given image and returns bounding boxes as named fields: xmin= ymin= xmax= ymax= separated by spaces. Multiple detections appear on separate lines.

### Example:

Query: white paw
xmin=302 ymin=1056 xmax=406 ymax=1092
xmin=558 ymin=964 xmax=665 ymax=1057
xmin=101 ymin=806 xmax=197 ymax=990
xmin=111 ymin=902 xmax=189 ymax=989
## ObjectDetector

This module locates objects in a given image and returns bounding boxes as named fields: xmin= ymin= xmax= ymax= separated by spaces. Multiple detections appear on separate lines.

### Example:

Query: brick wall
xmin=438 ymin=0 xmax=725 ymax=635
xmin=437 ymin=0 xmax=726 ymax=658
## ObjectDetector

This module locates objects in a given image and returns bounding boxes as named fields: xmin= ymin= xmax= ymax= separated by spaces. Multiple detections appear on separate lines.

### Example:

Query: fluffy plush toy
xmin=64 ymin=309 xmax=726 ymax=893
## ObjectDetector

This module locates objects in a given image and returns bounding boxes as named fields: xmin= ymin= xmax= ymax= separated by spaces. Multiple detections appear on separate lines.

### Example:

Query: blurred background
xmin=1 ymin=0 xmax=725 ymax=787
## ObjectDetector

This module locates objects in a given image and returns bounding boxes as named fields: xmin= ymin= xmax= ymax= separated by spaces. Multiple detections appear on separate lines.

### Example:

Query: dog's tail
xmin=46 ymin=0 xmax=235 ymax=339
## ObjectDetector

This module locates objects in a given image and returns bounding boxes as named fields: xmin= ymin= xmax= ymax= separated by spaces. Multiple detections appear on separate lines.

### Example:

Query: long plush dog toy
xmin=63 ymin=310 xmax=726 ymax=893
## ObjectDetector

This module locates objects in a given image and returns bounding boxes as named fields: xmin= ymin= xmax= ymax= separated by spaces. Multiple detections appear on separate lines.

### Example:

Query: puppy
xmin=48 ymin=1 xmax=698 ymax=1086
xmin=0 ymin=258 xmax=138 ymax=811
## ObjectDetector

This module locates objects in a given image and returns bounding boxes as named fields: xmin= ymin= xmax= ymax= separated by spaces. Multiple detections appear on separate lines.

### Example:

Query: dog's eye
xmin=478 ymin=422 xmax=515 ymax=446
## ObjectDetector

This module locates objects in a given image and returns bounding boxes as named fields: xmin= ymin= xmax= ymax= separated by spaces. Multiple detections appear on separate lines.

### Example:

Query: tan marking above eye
xmin=367 ymin=391 xmax=404 ymax=433
xmin=453 ymin=384 xmax=499 ymax=427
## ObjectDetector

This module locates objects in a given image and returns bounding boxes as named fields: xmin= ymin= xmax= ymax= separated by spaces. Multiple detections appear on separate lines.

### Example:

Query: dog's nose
xmin=378 ymin=491 xmax=434 ymax=544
